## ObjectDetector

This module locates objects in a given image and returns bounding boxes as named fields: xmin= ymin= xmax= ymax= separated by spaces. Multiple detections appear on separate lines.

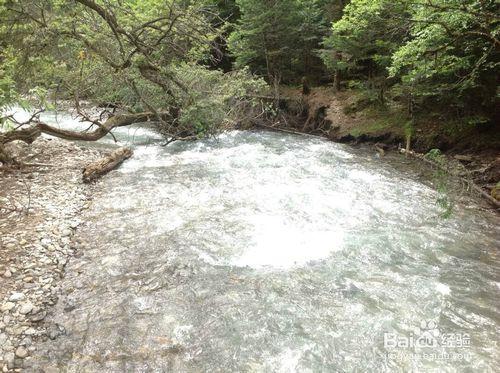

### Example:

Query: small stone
xmin=3 ymin=352 xmax=15 ymax=369
xmin=14 ymin=346 xmax=28 ymax=358
xmin=43 ymin=367 xmax=59 ymax=373
xmin=8 ymin=293 xmax=25 ymax=302
xmin=0 ymin=303 xmax=15 ymax=312
xmin=23 ymin=328 xmax=36 ymax=336
xmin=19 ymin=302 xmax=33 ymax=315
xmin=47 ymin=323 xmax=65 ymax=340
xmin=22 ymin=276 xmax=33 ymax=283
xmin=2 ymin=270 xmax=11 ymax=278
xmin=61 ymin=229 xmax=72 ymax=237
xmin=12 ymin=326 xmax=27 ymax=336
xmin=40 ymin=238 xmax=52 ymax=248
xmin=29 ymin=311 xmax=46 ymax=323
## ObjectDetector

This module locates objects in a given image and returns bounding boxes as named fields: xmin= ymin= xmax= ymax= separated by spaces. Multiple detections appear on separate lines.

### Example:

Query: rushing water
xmin=30 ymin=119 xmax=499 ymax=372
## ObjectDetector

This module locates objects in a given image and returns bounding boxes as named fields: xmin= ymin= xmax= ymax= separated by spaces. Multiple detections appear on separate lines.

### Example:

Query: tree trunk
xmin=1 ymin=112 xmax=169 ymax=146
xmin=334 ymin=70 xmax=341 ymax=92
xmin=405 ymin=133 xmax=411 ymax=158
xmin=82 ymin=147 xmax=133 ymax=183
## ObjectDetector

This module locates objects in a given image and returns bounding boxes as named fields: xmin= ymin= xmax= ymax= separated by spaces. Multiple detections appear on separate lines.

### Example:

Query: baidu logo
xmin=384 ymin=320 xmax=470 ymax=350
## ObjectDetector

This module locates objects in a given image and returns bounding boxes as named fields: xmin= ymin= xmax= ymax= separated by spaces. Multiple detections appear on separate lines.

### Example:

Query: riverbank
xmin=0 ymin=138 xmax=103 ymax=371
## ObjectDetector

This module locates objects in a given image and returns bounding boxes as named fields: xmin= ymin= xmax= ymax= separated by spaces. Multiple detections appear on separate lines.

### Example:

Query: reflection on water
xmin=31 ymin=124 xmax=499 ymax=372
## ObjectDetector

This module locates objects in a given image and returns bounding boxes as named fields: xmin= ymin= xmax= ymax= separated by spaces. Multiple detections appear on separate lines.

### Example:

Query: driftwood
xmin=83 ymin=147 xmax=133 ymax=183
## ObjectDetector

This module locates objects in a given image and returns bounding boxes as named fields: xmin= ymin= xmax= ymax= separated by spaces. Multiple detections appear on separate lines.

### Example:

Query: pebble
xmin=23 ymin=328 xmax=36 ymax=336
xmin=61 ymin=229 xmax=73 ymax=237
xmin=8 ymin=293 xmax=25 ymax=302
xmin=0 ymin=303 xmax=15 ymax=312
xmin=42 ymin=367 xmax=59 ymax=373
xmin=0 ymin=141 xmax=103 ymax=369
xmin=29 ymin=311 xmax=46 ymax=323
xmin=40 ymin=238 xmax=52 ymax=248
xmin=3 ymin=352 xmax=14 ymax=369
xmin=14 ymin=346 xmax=28 ymax=358
xmin=19 ymin=302 xmax=33 ymax=315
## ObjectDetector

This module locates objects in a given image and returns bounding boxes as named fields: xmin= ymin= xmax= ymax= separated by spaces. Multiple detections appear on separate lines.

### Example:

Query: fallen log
xmin=82 ymin=147 xmax=133 ymax=183
xmin=255 ymin=122 xmax=324 ymax=139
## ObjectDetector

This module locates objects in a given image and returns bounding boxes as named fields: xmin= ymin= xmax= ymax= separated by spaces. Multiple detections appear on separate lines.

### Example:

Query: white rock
xmin=40 ymin=238 xmax=52 ymax=248
xmin=0 ymin=303 xmax=15 ymax=312
xmin=19 ymin=302 xmax=33 ymax=315
xmin=8 ymin=293 xmax=25 ymax=302
xmin=15 ymin=346 xmax=28 ymax=358
xmin=23 ymin=328 xmax=36 ymax=336
xmin=2 ymin=270 xmax=11 ymax=278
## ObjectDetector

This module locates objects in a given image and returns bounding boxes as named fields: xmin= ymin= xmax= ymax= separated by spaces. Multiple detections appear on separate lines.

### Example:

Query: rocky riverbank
xmin=0 ymin=138 xmax=103 ymax=371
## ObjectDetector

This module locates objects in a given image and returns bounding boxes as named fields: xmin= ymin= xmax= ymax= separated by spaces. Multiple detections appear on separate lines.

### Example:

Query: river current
xmin=30 ymin=112 xmax=499 ymax=372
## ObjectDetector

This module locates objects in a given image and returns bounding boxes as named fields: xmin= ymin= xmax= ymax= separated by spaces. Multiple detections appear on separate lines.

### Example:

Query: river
xmin=30 ymin=112 xmax=500 ymax=372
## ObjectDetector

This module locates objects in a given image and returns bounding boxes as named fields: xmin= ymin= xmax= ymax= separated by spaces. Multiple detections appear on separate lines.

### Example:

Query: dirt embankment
xmin=0 ymin=138 xmax=104 ymax=371
xmin=276 ymin=86 xmax=500 ymax=204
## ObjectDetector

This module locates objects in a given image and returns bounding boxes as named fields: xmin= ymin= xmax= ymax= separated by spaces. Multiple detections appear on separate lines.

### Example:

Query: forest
xmin=1 ymin=0 xmax=498 ymax=155
xmin=0 ymin=1 xmax=499 ymax=372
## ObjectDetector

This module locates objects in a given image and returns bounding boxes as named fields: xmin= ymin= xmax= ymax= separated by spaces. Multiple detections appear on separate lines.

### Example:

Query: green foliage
xmin=425 ymin=148 xmax=455 ymax=218
xmin=0 ymin=48 xmax=18 ymax=110
xmin=165 ymin=64 xmax=269 ymax=137
xmin=425 ymin=148 xmax=443 ymax=162
xmin=390 ymin=0 xmax=499 ymax=110
xmin=321 ymin=0 xmax=499 ymax=127
xmin=321 ymin=0 xmax=409 ymax=78
xmin=228 ymin=0 xmax=327 ymax=82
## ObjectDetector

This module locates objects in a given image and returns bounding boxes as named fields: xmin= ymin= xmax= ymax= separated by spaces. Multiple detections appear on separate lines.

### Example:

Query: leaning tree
xmin=0 ymin=0 xmax=267 ymax=164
